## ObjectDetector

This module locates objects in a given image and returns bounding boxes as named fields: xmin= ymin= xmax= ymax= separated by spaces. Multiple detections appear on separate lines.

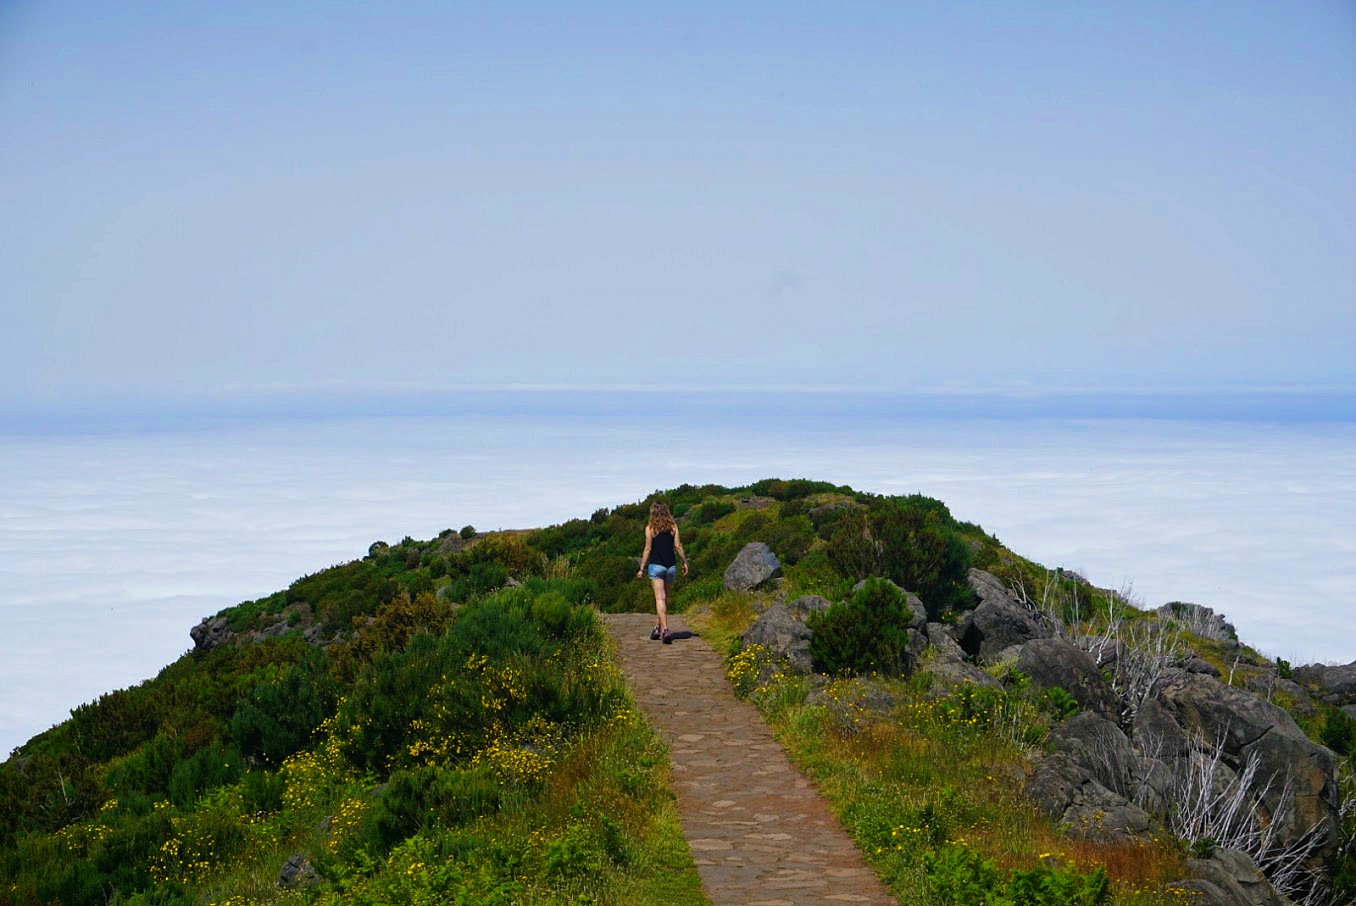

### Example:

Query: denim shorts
xmin=647 ymin=563 xmax=677 ymax=581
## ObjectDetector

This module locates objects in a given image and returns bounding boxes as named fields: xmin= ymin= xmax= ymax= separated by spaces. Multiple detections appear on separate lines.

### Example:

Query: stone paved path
xmin=602 ymin=612 xmax=896 ymax=906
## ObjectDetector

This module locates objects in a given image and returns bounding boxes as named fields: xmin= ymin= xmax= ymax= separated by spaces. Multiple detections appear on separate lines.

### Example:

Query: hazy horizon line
xmin=3 ymin=384 xmax=1353 ymax=434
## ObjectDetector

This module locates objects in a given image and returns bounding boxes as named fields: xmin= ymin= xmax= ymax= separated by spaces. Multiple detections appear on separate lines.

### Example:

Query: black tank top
xmin=650 ymin=530 xmax=676 ymax=568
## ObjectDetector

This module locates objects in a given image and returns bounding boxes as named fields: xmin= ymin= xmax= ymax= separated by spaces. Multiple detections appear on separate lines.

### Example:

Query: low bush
xmin=358 ymin=763 xmax=506 ymax=858
xmin=689 ymin=500 xmax=735 ymax=524
xmin=808 ymin=578 xmax=914 ymax=677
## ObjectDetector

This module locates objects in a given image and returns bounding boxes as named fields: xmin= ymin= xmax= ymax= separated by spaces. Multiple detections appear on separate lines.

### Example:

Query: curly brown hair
xmin=648 ymin=501 xmax=677 ymax=535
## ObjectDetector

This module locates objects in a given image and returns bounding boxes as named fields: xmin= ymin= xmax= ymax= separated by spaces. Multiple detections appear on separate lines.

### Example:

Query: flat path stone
xmin=602 ymin=612 xmax=895 ymax=906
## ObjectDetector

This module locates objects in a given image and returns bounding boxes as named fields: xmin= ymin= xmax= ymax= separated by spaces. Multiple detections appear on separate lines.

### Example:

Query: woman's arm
xmin=636 ymin=526 xmax=653 ymax=578
xmin=674 ymin=527 xmax=690 ymax=576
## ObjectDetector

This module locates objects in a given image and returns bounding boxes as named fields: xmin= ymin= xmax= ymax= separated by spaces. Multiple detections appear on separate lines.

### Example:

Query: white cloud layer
xmin=2 ymin=410 xmax=1353 ymax=756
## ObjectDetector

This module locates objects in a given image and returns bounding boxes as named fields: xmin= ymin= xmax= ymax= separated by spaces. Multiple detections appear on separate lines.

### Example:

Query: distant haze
xmin=2 ymin=1 xmax=1353 ymax=405
xmin=2 ymin=408 xmax=1353 ymax=756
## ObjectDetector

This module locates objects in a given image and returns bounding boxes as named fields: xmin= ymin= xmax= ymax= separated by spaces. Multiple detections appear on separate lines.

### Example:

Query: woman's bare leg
xmin=651 ymin=577 xmax=668 ymax=632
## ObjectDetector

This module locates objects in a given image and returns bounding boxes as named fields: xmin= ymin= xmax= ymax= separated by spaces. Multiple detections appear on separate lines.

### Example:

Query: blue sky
xmin=3 ymin=1 xmax=1353 ymax=407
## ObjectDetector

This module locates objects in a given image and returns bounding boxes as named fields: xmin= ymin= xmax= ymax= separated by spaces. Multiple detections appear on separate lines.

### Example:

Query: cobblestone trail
xmin=602 ymin=612 xmax=895 ymax=906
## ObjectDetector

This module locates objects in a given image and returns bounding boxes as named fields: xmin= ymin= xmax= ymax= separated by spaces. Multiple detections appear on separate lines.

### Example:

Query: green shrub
xmin=460 ymin=525 xmax=476 ymax=539
xmin=544 ymin=821 xmax=606 ymax=879
xmin=69 ymin=685 xmax=158 ymax=763
xmin=571 ymin=552 xmax=636 ymax=610
xmin=230 ymin=647 xmax=337 ymax=765
xmin=747 ymin=478 xmax=843 ymax=500
xmin=441 ymin=561 xmax=508 ymax=604
xmin=826 ymin=511 xmax=878 ymax=581
xmin=527 ymin=518 xmax=597 ymax=558
xmin=763 ymin=514 xmax=816 ymax=566
xmin=924 ymin=845 xmax=1111 ymax=906
xmin=338 ymin=589 xmax=605 ymax=774
xmin=872 ymin=497 xmax=973 ymax=618
xmin=105 ymin=732 xmax=184 ymax=801
xmin=1043 ymin=687 xmax=1081 ymax=721
xmin=690 ymin=500 xmax=734 ymax=524
xmin=1321 ymin=705 xmax=1355 ymax=756
xmin=360 ymin=764 xmax=505 ymax=857
xmin=735 ymin=511 xmax=772 ymax=542
xmin=1276 ymin=657 xmax=1294 ymax=679
xmin=167 ymin=739 xmax=243 ymax=807
xmin=808 ymin=579 xmax=914 ymax=677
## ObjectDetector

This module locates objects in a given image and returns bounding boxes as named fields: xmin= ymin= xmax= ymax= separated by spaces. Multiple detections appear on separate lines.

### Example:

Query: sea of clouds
xmin=2 ymin=409 xmax=1352 ymax=756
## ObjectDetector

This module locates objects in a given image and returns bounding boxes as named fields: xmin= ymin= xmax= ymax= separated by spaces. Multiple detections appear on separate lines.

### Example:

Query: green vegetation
xmin=808 ymin=578 xmax=916 ymax=677
xmin=0 ymin=544 xmax=705 ymax=904
xmin=4 ymin=477 xmax=1347 ymax=904
xmin=709 ymin=627 xmax=1189 ymax=905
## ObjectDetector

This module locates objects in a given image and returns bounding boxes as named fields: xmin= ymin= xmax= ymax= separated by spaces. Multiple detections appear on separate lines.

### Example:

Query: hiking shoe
xmin=662 ymin=630 xmax=673 ymax=645
xmin=650 ymin=626 xmax=662 ymax=641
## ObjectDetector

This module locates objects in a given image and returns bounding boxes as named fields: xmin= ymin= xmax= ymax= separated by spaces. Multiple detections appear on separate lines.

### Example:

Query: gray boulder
xmin=1241 ymin=726 xmax=1339 ymax=856
xmin=926 ymin=623 xmax=967 ymax=662
xmin=807 ymin=676 xmax=900 ymax=730
xmin=1050 ymin=712 xmax=1138 ymax=798
xmin=723 ymin=542 xmax=783 ymax=592
xmin=1246 ymin=675 xmax=1318 ymax=721
xmin=1016 ymin=638 xmax=1120 ymax=721
xmin=1164 ymin=880 xmax=1230 ymax=905
xmin=1131 ymin=697 xmax=1192 ymax=759
xmin=961 ymin=569 xmax=1051 ymax=660
xmin=906 ymin=628 xmax=930 ymax=664
xmin=1027 ymin=753 xmax=1152 ymax=841
xmin=1130 ymin=753 xmax=1176 ymax=819
xmin=1170 ymin=849 xmax=1286 ymax=906
xmin=279 ymin=853 xmax=319 ymax=889
xmin=787 ymin=594 xmax=832 ymax=619
xmin=741 ymin=604 xmax=813 ymax=674
xmin=253 ymin=619 xmax=290 ymax=642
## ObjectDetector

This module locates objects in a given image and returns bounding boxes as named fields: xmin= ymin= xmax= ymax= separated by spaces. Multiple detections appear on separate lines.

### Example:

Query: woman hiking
xmin=636 ymin=501 xmax=688 ymax=643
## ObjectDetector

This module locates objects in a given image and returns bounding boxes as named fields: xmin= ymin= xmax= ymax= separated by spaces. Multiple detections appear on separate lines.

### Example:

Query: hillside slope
xmin=2 ymin=479 xmax=1352 ymax=905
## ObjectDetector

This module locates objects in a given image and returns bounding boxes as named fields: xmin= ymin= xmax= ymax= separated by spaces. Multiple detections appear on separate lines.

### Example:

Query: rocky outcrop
xmin=742 ymin=604 xmax=813 ymax=674
xmin=960 ymin=569 xmax=1051 ymax=660
xmin=1294 ymin=660 xmax=1356 ymax=706
xmin=723 ymin=542 xmax=783 ymax=592
xmin=1154 ymin=670 xmax=1307 ymax=755
xmin=189 ymin=616 xmax=233 ymax=652
xmin=190 ymin=603 xmax=326 ymax=654
xmin=1152 ymin=669 xmax=1339 ymax=862
xmin=1015 ymin=639 xmax=1119 ymax=721
xmin=1157 ymin=602 xmax=1238 ymax=644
